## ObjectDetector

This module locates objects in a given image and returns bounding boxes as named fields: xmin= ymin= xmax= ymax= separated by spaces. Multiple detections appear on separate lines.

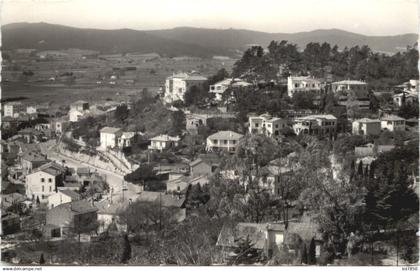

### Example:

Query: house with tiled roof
xmin=99 ymin=127 xmax=122 ymax=149
xmin=287 ymin=76 xmax=322 ymax=97
xmin=293 ymin=114 xmax=337 ymax=137
xmin=164 ymin=72 xmax=208 ymax=104
xmin=48 ymin=190 xmax=81 ymax=209
xmin=189 ymin=153 xmax=221 ymax=178
xmin=352 ymin=118 xmax=381 ymax=136
xmin=19 ymin=150 xmax=50 ymax=175
xmin=25 ymin=162 xmax=66 ymax=202
xmin=380 ymin=115 xmax=406 ymax=131
xmin=148 ymin=134 xmax=180 ymax=151
xmin=44 ymin=200 xmax=98 ymax=239
xmin=206 ymin=131 xmax=243 ymax=153
xmin=332 ymin=80 xmax=367 ymax=93
xmin=248 ymin=113 xmax=288 ymax=137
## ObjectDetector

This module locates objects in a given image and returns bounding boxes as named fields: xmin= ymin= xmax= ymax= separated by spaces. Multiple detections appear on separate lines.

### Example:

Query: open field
xmin=1 ymin=51 xmax=236 ymax=106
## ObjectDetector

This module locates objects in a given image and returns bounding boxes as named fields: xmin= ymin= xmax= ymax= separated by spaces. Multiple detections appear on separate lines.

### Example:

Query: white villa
xmin=148 ymin=134 xmax=180 ymax=151
xmin=248 ymin=114 xmax=287 ymax=137
xmin=287 ymin=76 xmax=322 ymax=97
xmin=209 ymin=78 xmax=251 ymax=100
xmin=164 ymin=73 xmax=207 ymax=104
xmin=380 ymin=115 xmax=406 ymax=132
xmin=99 ymin=127 xmax=122 ymax=149
xmin=206 ymin=131 xmax=243 ymax=153
xmin=293 ymin=114 xmax=337 ymax=137
xmin=352 ymin=118 xmax=381 ymax=136
xmin=332 ymin=80 xmax=367 ymax=93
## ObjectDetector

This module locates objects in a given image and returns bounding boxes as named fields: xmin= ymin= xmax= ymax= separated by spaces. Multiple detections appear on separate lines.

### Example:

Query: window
xmin=295 ymin=83 xmax=298 ymax=88
xmin=49 ymin=186 xmax=52 ymax=192
xmin=255 ymin=123 xmax=259 ymax=127
xmin=48 ymin=178 xmax=52 ymax=183
xmin=42 ymin=185 xmax=44 ymax=192
xmin=177 ymin=186 xmax=180 ymax=191
xmin=213 ymin=140 xmax=218 ymax=144
xmin=232 ymin=140 xmax=236 ymax=144
xmin=267 ymin=124 xmax=271 ymax=128
xmin=224 ymin=140 xmax=228 ymax=144
xmin=41 ymin=178 xmax=45 ymax=183
xmin=275 ymin=124 xmax=278 ymax=128
xmin=387 ymin=121 xmax=392 ymax=125
xmin=231 ymin=147 xmax=235 ymax=152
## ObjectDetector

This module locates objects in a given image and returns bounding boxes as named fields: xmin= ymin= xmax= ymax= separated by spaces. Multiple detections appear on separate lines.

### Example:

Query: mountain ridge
xmin=2 ymin=22 xmax=418 ymax=56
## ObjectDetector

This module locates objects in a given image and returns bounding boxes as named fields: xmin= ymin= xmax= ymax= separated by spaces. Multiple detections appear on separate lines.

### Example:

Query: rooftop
xmin=381 ymin=115 xmax=405 ymax=121
xmin=100 ymin=127 xmax=122 ymax=134
xmin=296 ymin=114 xmax=337 ymax=121
xmin=332 ymin=80 xmax=366 ymax=85
xmin=207 ymin=130 xmax=243 ymax=140
xmin=51 ymin=200 xmax=98 ymax=214
xmin=32 ymin=161 xmax=66 ymax=177
xmin=57 ymin=190 xmax=81 ymax=200
xmin=150 ymin=134 xmax=180 ymax=142
xmin=354 ymin=118 xmax=380 ymax=123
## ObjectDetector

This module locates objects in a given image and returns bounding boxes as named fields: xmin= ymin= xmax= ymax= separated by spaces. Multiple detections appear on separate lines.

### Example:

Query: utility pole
xmin=159 ymin=193 xmax=162 ymax=232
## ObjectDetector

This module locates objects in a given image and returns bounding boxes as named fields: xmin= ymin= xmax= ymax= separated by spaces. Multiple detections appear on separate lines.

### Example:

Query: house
xmin=48 ymin=190 xmax=81 ymax=209
xmin=34 ymin=122 xmax=52 ymax=132
xmin=248 ymin=113 xmax=288 ymax=137
xmin=148 ymin=134 xmax=180 ymax=151
xmin=293 ymin=114 xmax=337 ymax=137
xmin=251 ymin=165 xmax=293 ymax=196
xmin=95 ymin=199 xmax=130 ymax=234
xmin=69 ymin=108 xmax=87 ymax=122
xmin=209 ymin=78 xmax=252 ymax=100
xmin=25 ymin=162 xmax=66 ymax=202
xmin=118 ymin=132 xmax=137 ymax=148
xmin=393 ymin=92 xmax=419 ymax=107
xmin=380 ymin=115 xmax=406 ymax=131
xmin=287 ymin=76 xmax=322 ymax=97
xmin=206 ymin=131 xmax=243 ymax=153
xmin=216 ymin=219 xmax=323 ymax=261
xmin=26 ymin=105 xmax=38 ymax=114
xmin=18 ymin=128 xmax=42 ymax=143
xmin=137 ymin=191 xmax=187 ymax=222
xmin=3 ymin=102 xmax=25 ymax=118
xmin=190 ymin=153 xmax=221 ymax=178
xmin=332 ymin=80 xmax=367 ymax=93
xmin=352 ymin=118 xmax=381 ymax=136
xmin=354 ymin=143 xmax=396 ymax=158
xmin=163 ymin=73 xmax=208 ymax=104
xmin=44 ymin=200 xmax=98 ymax=239
xmin=185 ymin=113 xmax=236 ymax=134
xmin=99 ymin=127 xmax=122 ymax=149
xmin=394 ymin=79 xmax=419 ymax=93
xmin=19 ymin=151 xmax=50 ymax=175
xmin=166 ymin=173 xmax=211 ymax=194
xmin=70 ymin=100 xmax=89 ymax=111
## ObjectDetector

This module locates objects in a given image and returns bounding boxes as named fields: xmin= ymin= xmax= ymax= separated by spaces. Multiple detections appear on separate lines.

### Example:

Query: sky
xmin=1 ymin=0 xmax=418 ymax=35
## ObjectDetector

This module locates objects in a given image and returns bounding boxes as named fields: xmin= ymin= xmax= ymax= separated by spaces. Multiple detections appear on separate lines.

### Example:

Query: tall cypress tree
xmin=308 ymin=238 xmax=316 ymax=265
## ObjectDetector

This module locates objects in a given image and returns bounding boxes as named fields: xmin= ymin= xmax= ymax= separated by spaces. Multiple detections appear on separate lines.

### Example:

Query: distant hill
xmin=2 ymin=23 xmax=418 ymax=57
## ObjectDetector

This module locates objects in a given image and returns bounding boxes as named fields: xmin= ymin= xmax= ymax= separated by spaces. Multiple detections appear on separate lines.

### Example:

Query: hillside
xmin=2 ymin=23 xmax=418 ymax=56
xmin=1 ymin=23 xmax=226 ymax=57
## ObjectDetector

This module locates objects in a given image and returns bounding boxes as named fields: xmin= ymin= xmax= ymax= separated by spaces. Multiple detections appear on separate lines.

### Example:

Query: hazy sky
xmin=1 ymin=0 xmax=418 ymax=35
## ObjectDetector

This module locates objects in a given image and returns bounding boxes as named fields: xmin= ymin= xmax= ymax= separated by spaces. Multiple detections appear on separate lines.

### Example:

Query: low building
xmin=394 ymin=79 xmax=419 ymax=93
xmin=48 ymin=190 xmax=81 ymax=209
xmin=70 ymin=100 xmax=89 ymax=111
xmin=99 ymin=127 xmax=122 ymax=149
xmin=185 ymin=113 xmax=236 ymax=134
xmin=332 ymin=80 xmax=367 ymax=93
xmin=287 ymin=76 xmax=322 ymax=97
xmin=1 ymin=213 xmax=21 ymax=235
xmin=148 ymin=134 xmax=180 ymax=151
xmin=19 ymin=151 xmax=50 ymax=175
xmin=293 ymin=114 xmax=337 ymax=137
xmin=393 ymin=92 xmax=419 ymax=107
xmin=164 ymin=73 xmax=208 ymax=104
xmin=118 ymin=132 xmax=137 ymax=148
xmin=3 ymin=102 xmax=25 ymax=118
xmin=95 ymin=199 xmax=130 ymax=234
xmin=354 ymin=143 xmax=396 ymax=158
xmin=380 ymin=115 xmax=406 ymax=132
xmin=206 ymin=131 xmax=243 ymax=153
xmin=210 ymin=78 xmax=252 ymax=100
xmin=248 ymin=113 xmax=287 ymax=137
xmin=25 ymin=162 xmax=66 ymax=202
xmin=26 ymin=106 xmax=38 ymax=114
xmin=190 ymin=153 xmax=221 ymax=178
xmin=44 ymin=200 xmax=98 ymax=239
xmin=69 ymin=109 xmax=86 ymax=122
xmin=352 ymin=118 xmax=381 ymax=136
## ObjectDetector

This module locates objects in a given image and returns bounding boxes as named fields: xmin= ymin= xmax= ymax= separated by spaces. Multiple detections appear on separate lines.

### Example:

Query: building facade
xmin=380 ymin=115 xmax=406 ymax=132
xmin=4 ymin=102 xmax=25 ymax=118
xmin=99 ymin=127 xmax=122 ymax=149
xmin=293 ymin=114 xmax=337 ymax=137
xmin=206 ymin=131 xmax=243 ymax=153
xmin=332 ymin=80 xmax=367 ymax=93
xmin=164 ymin=73 xmax=207 ymax=104
xmin=352 ymin=118 xmax=381 ymax=136
xmin=248 ymin=114 xmax=287 ymax=137
xmin=148 ymin=134 xmax=180 ymax=151
xmin=287 ymin=76 xmax=322 ymax=97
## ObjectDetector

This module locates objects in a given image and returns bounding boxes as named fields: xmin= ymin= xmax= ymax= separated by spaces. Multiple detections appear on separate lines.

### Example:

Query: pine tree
xmin=301 ymin=243 xmax=309 ymax=264
xmin=120 ymin=234 xmax=131 ymax=264
xmin=39 ymin=253 xmax=45 ymax=265
xmin=308 ymin=238 xmax=316 ymax=265
xmin=230 ymin=236 xmax=260 ymax=265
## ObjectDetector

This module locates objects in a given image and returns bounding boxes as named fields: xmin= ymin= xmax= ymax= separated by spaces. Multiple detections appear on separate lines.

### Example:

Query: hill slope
xmin=2 ymin=23 xmax=417 ymax=56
